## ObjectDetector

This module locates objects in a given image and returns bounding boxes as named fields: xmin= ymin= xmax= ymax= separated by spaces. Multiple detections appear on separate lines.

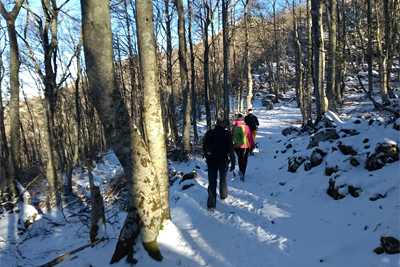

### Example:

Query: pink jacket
xmin=231 ymin=121 xmax=256 ymax=149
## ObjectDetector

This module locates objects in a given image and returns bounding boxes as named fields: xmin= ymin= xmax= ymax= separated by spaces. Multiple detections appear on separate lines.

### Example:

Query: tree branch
xmin=37 ymin=237 xmax=105 ymax=267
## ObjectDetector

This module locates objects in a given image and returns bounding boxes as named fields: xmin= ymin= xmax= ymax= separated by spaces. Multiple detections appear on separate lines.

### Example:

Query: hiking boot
xmin=207 ymin=207 xmax=215 ymax=213
xmin=239 ymin=171 xmax=244 ymax=182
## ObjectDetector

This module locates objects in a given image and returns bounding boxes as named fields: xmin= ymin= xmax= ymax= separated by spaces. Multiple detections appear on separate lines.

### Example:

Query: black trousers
xmin=207 ymin=159 xmax=228 ymax=209
xmin=235 ymin=147 xmax=249 ymax=175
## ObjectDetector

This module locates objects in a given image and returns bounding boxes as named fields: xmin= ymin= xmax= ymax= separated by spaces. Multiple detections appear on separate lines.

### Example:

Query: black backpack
xmin=245 ymin=115 xmax=256 ymax=130
xmin=204 ymin=129 xmax=226 ymax=161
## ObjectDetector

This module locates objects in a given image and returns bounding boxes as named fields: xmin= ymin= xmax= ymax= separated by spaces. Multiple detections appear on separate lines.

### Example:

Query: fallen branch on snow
xmin=37 ymin=237 xmax=105 ymax=267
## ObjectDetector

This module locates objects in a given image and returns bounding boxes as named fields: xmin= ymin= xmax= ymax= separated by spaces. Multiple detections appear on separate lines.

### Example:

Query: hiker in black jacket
xmin=203 ymin=118 xmax=236 ymax=211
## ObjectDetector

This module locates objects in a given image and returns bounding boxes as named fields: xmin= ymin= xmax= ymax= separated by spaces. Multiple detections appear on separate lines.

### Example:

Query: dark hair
xmin=237 ymin=113 xmax=244 ymax=118
xmin=216 ymin=117 xmax=226 ymax=127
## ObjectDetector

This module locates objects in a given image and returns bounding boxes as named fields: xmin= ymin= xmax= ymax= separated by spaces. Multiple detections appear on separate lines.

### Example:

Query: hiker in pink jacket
xmin=231 ymin=113 xmax=256 ymax=181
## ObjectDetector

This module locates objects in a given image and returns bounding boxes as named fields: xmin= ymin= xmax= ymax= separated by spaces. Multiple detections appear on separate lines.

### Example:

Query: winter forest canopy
xmin=0 ymin=0 xmax=399 ymax=265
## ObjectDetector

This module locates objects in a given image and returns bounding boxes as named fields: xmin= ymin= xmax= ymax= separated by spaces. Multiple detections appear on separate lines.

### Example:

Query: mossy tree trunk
xmin=139 ymin=0 xmax=170 ymax=223
xmin=81 ymin=0 xmax=162 ymax=263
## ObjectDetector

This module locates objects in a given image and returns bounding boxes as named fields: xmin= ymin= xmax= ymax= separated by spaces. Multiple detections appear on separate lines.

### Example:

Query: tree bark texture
xmin=176 ymin=0 xmax=192 ymax=156
xmin=164 ymin=0 xmax=179 ymax=143
xmin=188 ymin=0 xmax=199 ymax=142
xmin=81 ymin=0 xmax=162 ymax=263
xmin=222 ymin=0 xmax=230 ymax=121
xmin=245 ymin=0 xmax=253 ymax=111
xmin=137 ymin=0 xmax=170 ymax=223
xmin=311 ymin=0 xmax=325 ymax=122
xmin=0 ymin=0 xmax=24 ymax=198
xmin=0 ymin=50 xmax=10 ymax=192
xmin=306 ymin=0 xmax=313 ymax=124
xmin=326 ymin=0 xmax=337 ymax=111
xmin=292 ymin=1 xmax=305 ymax=122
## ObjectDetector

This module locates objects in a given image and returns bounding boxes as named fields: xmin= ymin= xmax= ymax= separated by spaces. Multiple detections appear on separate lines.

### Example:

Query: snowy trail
xmin=2 ymin=90 xmax=398 ymax=267
xmin=163 ymin=97 xmax=306 ymax=267
xmin=161 ymin=93 xmax=399 ymax=267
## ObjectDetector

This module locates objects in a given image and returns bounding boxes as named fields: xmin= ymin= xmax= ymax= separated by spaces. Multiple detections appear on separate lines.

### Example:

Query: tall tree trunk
xmin=24 ymin=0 xmax=70 ymax=207
xmin=0 ymin=50 xmax=10 ymax=193
xmin=41 ymin=1 xmax=63 ymax=207
xmin=176 ymin=0 xmax=191 ymax=156
xmin=326 ymin=0 xmax=337 ymax=111
xmin=65 ymin=30 xmax=83 ymax=196
xmin=140 ymin=0 xmax=170 ymax=223
xmin=375 ymin=1 xmax=391 ymax=105
xmin=244 ymin=0 xmax=253 ymax=111
xmin=311 ymin=0 xmax=325 ymax=122
xmin=338 ymin=0 xmax=346 ymax=104
xmin=188 ymin=0 xmax=198 ymax=142
xmin=367 ymin=0 xmax=374 ymax=95
xmin=384 ymin=0 xmax=397 ymax=99
xmin=203 ymin=12 xmax=212 ymax=130
xmin=293 ymin=1 xmax=306 ymax=122
xmin=134 ymin=0 xmax=165 ymax=258
xmin=0 ymin=0 xmax=24 ymax=198
xmin=211 ymin=19 xmax=218 ymax=118
xmin=222 ymin=0 xmax=230 ymax=120
xmin=164 ymin=0 xmax=178 ymax=142
xmin=306 ymin=0 xmax=313 ymax=125
xmin=273 ymin=0 xmax=281 ymax=102
xmin=81 ymin=0 xmax=162 ymax=263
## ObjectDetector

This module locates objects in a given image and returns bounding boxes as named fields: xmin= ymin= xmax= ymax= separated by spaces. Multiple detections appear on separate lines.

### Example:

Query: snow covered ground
xmin=0 ymin=88 xmax=399 ymax=267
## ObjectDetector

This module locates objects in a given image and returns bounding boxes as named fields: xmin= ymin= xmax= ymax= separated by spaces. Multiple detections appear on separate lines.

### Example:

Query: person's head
xmin=248 ymin=109 xmax=253 ymax=114
xmin=216 ymin=117 xmax=226 ymax=128
xmin=237 ymin=113 xmax=245 ymax=121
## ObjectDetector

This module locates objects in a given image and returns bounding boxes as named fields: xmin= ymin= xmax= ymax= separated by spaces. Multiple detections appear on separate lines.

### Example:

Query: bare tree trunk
xmin=164 ymin=0 xmax=179 ymax=142
xmin=81 ymin=0 xmax=162 ymax=263
xmin=384 ymin=0 xmax=397 ymax=99
xmin=0 ymin=51 xmax=10 ymax=192
xmin=24 ymin=0 xmax=72 ymax=207
xmin=244 ymin=0 xmax=253 ymax=111
xmin=375 ymin=1 xmax=391 ymax=105
xmin=65 ymin=31 xmax=83 ymax=196
xmin=222 ymin=0 xmax=230 ymax=121
xmin=273 ymin=0 xmax=281 ymax=102
xmin=0 ymin=0 xmax=23 ymax=198
xmin=337 ymin=0 xmax=346 ymax=104
xmin=311 ymin=0 xmax=325 ymax=122
xmin=211 ymin=19 xmax=219 ymax=118
xmin=188 ymin=0 xmax=198 ymax=142
xmin=367 ymin=0 xmax=374 ymax=96
xmin=292 ymin=1 xmax=306 ymax=122
xmin=140 ymin=2 xmax=170 ymax=223
xmin=176 ymin=0 xmax=191 ymax=156
xmin=306 ymin=0 xmax=313 ymax=124
xmin=326 ymin=0 xmax=337 ymax=111
xmin=203 ymin=12 xmax=212 ymax=130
